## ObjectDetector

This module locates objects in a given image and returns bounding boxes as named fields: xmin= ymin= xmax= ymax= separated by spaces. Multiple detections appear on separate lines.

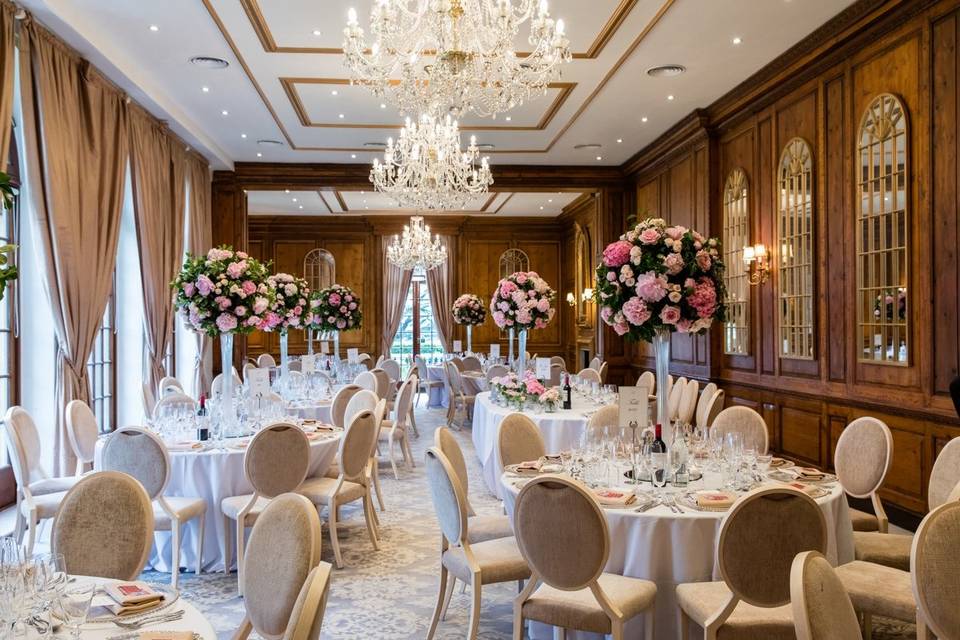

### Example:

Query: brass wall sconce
xmin=743 ymin=243 xmax=770 ymax=285
xmin=581 ymin=288 xmax=594 ymax=303
xmin=566 ymin=292 xmax=576 ymax=306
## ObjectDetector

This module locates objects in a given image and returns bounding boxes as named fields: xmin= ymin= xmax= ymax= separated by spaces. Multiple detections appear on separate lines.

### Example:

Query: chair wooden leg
xmin=467 ymin=574 xmax=482 ymax=640
xmin=222 ymin=515 xmax=232 ymax=575
xmin=362 ymin=495 xmax=379 ymax=550
xmin=552 ymin=627 xmax=566 ymax=640
xmin=329 ymin=502 xmax=344 ymax=569
xmin=236 ymin=518 xmax=246 ymax=595
xmin=388 ymin=436 xmax=400 ymax=480
xmin=862 ymin=613 xmax=873 ymax=640
xmin=426 ymin=567 xmax=448 ymax=640
xmin=512 ymin=596 xmax=524 ymax=640
xmin=644 ymin=611 xmax=654 ymax=639
xmin=409 ymin=406 xmax=419 ymax=438
xmin=195 ymin=513 xmax=205 ymax=575
xmin=171 ymin=519 xmax=181 ymax=587
xmin=611 ymin=620 xmax=624 ymax=640
xmin=678 ymin=610 xmax=689 ymax=640
xmin=25 ymin=513 xmax=37 ymax=557
xmin=403 ymin=436 xmax=415 ymax=469
xmin=440 ymin=577 xmax=456 ymax=621
xmin=372 ymin=463 xmax=386 ymax=511
xmin=13 ymin=498 xmax=24 ymax=543
xmin=231 ymin=616 xmax=253 ymax=640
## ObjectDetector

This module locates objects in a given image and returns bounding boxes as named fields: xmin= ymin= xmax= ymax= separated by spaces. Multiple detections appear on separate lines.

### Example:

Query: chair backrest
xmin=695 ymin=382 xmax=718 ymax=427
xmin=52 ymin=471 xmax=154 ymax=580
xmin=435 ymin=427 xmax=472 ymax=510
xmin=929 ymin=436 xmax=960 ymax=509
xmin=158 ymin=376 xmax=184 ymax=398
xmin=450 ymin=357 xmax=465 ymax=372
xmin=718 ymin=487 xmax=827 ymax=608
xmin=3 ymin=406 xmax=42 ymax=482
xmin=375 ymin=354 xmax=385 ymax=367
xmin=577 ymin=368 xmax=601 ymax=383
xmin=667 ymin=376 xmax=687 ymax=420
xmin=587 ymin=405 xmax=619 ymax=432
xmin=444 ymin=361 xmax=463 ymax=396
xmin=100 ymin=427 xmax=170 ymax=500
xmin=636 ymin=371 xmax=655 ymax=396
xmin=413 ymin=355 xmax=428 ymax=379
xmin=370 ymin=369 xmax=391 ymax=399
xmin=153 ymin=392 xmax=196 ymax=418
xmin=287 ymin=371 xmax=305 ymax=384
xmin=497 ymin=413 xmax=546 ymax=469
xmin=550 ymin=356 xmax=566 ymax=370
xmin=245 ymin=423 xmax=311 ymax=498
xmin=344 ymin=390 xmax=378 ymax=428
xmin=392 ymin=376 xmax=417 ymax=427
xmin=712 ymin=405 xmax=769 ymax=454
xmin=834 ymin=417 xmax=892 ymax=499
xmin=598 ymin=362 xmax=608 ymax=383
xmin=424 ymin=448 xmax=468 ymax=547
xmin=380 ymin=358 xmax=401 ymax=381
xmin=282 ymin=562 xmax=333 ymax=640
xmin=702 ymin=390 xmax=724 ymax=427
xmin=258 ymin=354 xmax=277 ymax=369
xmin=677 ymin=378 xmax=700 ymax=424
xmin=589 ymin=356 xmax=602 ymax=371
xmin=515 ymin=476 xmax=608 ymax=590
xmin=461 ymin=355 xmax=482 ymax=372
xmin=790 ymin=551 xmax=862 ymax=640
xmin=243 ymin=493 xmax=322 ymax=639
xmin=211 ymin=371 xmax=241 ymax=397
xmin=65 ymin=400 xmax=99 ymax=467
xmin=243 ymin=362 xmax=258 ymax=382
xmin=548 ymin=364 xmax=563 ymax=387
xmin=339 ymin=410 xmax=378 ymax=480
xmin=486 ymin=364 xmax=509 ymax=382
xmin=911 ymin=500 xmax=960 ymax=639
xmin=331 ymin=385 xmax=362 ymax=428
xmin=354 ymin=370 xmax=378 ymax=393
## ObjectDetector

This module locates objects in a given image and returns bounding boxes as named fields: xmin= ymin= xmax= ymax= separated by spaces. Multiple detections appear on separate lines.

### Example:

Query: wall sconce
xmin=581 ymin=288 xmax=594 ymax=303
xmin=743 ymin=243 xmax=770 ymax=285
xmin=566 ymin=292 xmax=576 ymax=307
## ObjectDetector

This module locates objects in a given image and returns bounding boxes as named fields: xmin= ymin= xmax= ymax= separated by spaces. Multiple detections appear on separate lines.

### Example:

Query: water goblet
xmin=57 ymin=583 xmax=96 ymax=640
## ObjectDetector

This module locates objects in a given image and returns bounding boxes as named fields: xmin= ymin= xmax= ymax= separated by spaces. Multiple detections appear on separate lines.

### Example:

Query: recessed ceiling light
xmin=331 ymin=90 xmax=339 ymax=96
xmin=149 ymin=25 xmax=159 ymax=32
xmin=641 ymin=116 xmax=648 ymax=122
xmin=292 ymin=198 xmax=298 ymax=202
xmin=380 ymin=103 xmax=386 ymax=109
xmin=299 ymin=205 xmax=304 ymax=209
xmin=256 ymin=152 xmax=262 ymax=157
xmin=573 ymin=143 xmax=602 ymax=150
xmin=505 ymin=116 xmax=512 ymax=122
xmin=221 ymin=109 xmax=229 ymax=116
xmin=540 ymin=206 xmax=544 ymax=210
xmin=646 ymin=64 xmax=686 ymax=77
xmin=201 ymin=86 xmax=210 ymax=93
xmin=338 ymin=113 xmax=345 ymax=119
xmin=241 ymin=133 xmax=247 ymax=138
xmin=351 ymin=154 xmax=357 ymax=159
xmin=361 ymin=191 xmax=365 ymax=194
xmin=732 ymin=36 xmax=742 ymax=45
xmin=285 ymin=189 xmax=290 ymax=193
xmin=312 ymin=29 xmax=322 ymax=36
xmin=596 ymin=156 xmax=603 ymax=161
xmin=189 ymin=56 xmax=229 ymax=69
xmin=667 ymin=95 xmax=675 ymax=101
xmin=616 ymin=138 xmax=623 ymax=143
xmin=548 ymin=199 xmax=553 ymax=203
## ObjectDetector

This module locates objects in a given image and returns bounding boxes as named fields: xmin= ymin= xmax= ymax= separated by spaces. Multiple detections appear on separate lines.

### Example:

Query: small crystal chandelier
xmin=343 ymin=0 xmax=571 ymax=118
xmin=387 ymin=216 xmax=448 ymax=271
xmin=371 ymin=113 xmax=494 ymax=210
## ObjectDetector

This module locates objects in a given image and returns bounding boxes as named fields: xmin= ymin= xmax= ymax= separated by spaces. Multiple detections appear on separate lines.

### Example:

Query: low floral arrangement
xmin=452 ymin=293 xmax=487 ymax=326
xmin=491 ymin=371 xmax=560 ymax=408
xmin=172 ymin=246 xmax=274 ymax=337
xmin=309 ymin=284 xmax=362 ymax=332
xmin=490 ymin=271 xmax=556 ymax=331
xmin=594 ymin=217 xmax=727 ymax=342
xmin=538 ymin=387 xmax=561 ymax=407
xmin=874 ymin=288 xmax=907 ymax=321
xmin=261 ymin=273 xmax=311 ymax=333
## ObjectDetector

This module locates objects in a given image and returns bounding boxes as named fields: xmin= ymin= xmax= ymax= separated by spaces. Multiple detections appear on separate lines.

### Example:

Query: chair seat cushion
xmin=21 ymin=491 xmax=67 ymax=518
xmin=220 ymin=494 xmax=270 ymax=522
xmin=834 ymin=560 xmax=914 ymax=621
xmin=153 ymin=496 xmax=207 ymax=529
xmin=379 ymin=425 xmax=406 ymax=441
xmin=675 ymin=581 xmax=795 ymax=640
xmin=853 ymin=531 xmax=911 ymax=571
xmin=467 ymin=514 xmax=513 ymax=544
xmin=29 ymin=477 xmax=79 ymax=496
xmin=442 ymin=536 xmax=531 ymax=585
xmin=523 ymin=573 xmax=656 ymax=634
xmin=298 ymin=477 xmax=366 ymax=505
xmin=849 ymin=507 xmax=880 ymax=532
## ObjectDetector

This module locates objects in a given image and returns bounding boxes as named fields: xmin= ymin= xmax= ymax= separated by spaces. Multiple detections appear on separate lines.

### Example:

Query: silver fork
xmin=112 ymin=610 xmax=185 ymax=630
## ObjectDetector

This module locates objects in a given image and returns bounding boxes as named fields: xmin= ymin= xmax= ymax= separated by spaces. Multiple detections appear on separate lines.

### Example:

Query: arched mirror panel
xmin=722 ymin=168 xmax=750 ymax=355
xmin=778 ymin=137 xmax=815 ymax=360
xmin=304 ymin=248 xmax=336 ymax=292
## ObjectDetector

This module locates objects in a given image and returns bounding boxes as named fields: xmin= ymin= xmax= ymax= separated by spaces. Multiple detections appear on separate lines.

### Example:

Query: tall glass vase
xmin=219 ymin=332 xmax=238 ymax=435
xmin=516 ymin=329 xmax=528 ymax=375
xmin=330 ymin=330 xmax=340 ymax=361
xmin=306 ymin=328 xmax=314 ymax=356
xmin=466 ymin=324 xmax=473 ymax=354
xmin=279 ymin=330 xmax=290 ymax=379
xmin=653 ymin=327 xmax=672 ymax=442
xmin=508 ymin=327 xmax=515 ymax=366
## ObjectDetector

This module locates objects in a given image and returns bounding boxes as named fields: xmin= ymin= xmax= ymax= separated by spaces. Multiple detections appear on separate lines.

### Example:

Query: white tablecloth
xmin=95 ymin=433 xmax=341 ymax=572
xmin=472 ymin=392 xmax=595 ymax=498
xmin=500 ymin=472 xmax=855 ymax=640
xmin=288 ymin=400 xmax=333 ymax=423
xmin=426 ymin=365 xmax=449 ymax=408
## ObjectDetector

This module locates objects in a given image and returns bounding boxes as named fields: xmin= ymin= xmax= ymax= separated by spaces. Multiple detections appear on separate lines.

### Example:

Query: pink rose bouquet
xmin=452 ymin=293 xmax=487 ymax=326
xmin=171 ymin=246 xmax=274 ymax=337
xmin=594 ymin=217 xmax=727 ymax=341
xmin=261 ymin=273 xmax=311 ymax=333
xmin=308 ymin=284 xmax=362 ymax=333
xmin=490 ymin=271 xmax=556 ymax=331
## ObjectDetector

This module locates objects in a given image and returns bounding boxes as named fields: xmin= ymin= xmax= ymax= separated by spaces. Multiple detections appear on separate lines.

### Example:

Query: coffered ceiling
xmin=20 ymin=0 xmax=854 ymax=170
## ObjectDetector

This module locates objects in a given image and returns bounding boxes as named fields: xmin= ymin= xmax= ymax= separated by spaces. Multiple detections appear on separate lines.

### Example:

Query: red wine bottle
xmin=651 ymin=423 xmax=667 ymax=454
xmin=562 ymin=374 xmax=572 ymax=410
xmin=196 ymin=395 xmax=209 ymax=441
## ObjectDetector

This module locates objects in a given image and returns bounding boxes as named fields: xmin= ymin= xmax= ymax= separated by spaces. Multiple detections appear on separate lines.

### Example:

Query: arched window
xmin=498 ymin=248 xmax=529 ymax=279
xmin=857 ymin=94 xmax=908 ymax=365
xmin=303 ymin=248 xmax=335 ymax=292
xmin=778 ymin=137 xmax=814 ymax=359
xmin=722 ymin=168 xmax=750 ymax=355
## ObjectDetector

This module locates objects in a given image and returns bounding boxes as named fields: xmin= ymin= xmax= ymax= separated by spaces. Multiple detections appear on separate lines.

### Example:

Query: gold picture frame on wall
xmin=574 ymin=223 xmax=592 ymax=326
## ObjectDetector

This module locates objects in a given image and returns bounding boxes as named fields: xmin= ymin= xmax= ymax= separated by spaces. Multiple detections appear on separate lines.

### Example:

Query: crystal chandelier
xmin=387 ymin=216 xmax=448 ymax=271
xmin=343 ymin=0 xmax=571 ymax=118
xmin=371 ymin=113 xmax=494 ymax=210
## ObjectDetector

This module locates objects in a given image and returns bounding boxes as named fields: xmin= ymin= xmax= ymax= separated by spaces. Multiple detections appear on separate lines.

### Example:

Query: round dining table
xmin=95 ymin=429 xmax=341 ymax=572
xmin=499 ymin=470 xmax=855 ymax=640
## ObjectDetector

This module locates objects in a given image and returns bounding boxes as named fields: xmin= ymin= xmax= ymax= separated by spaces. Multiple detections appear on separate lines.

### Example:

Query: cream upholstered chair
xmin=578 ymin=367 xmax=601 ymax=384
xmin=598 ymin=361 xmax=609 ymax=384
xmin=258 ymin=353 xmax=277 ymax=369
xmin=790 ymin=551 xmax=862 ymax=640
xmin=243 ymin=362 xmax=257 ymax=383
xmin=424 ymin=448 xmax=531 ymax=640
xmin=695 ymin=382 xmax=718 ymax=427
xmin=211 ymin=369 xmax=242 ymax=399
xmin=450 ymin=356 xmax=465 ymax=372
xmin=282 ymin=562 xmax=334 ymax=640
xmin=711 ymin=406 xmax=769 ymax=454
xmin=153 ymin=392 xmax=196 ymax=418
xmin=357 ymin=352 xmax=373 ymax=370
xmin=587 ymin=405 xmax=619 ymax=434
xmin=667 ymin=376 xmax=687 ymax=421
xmin=435 ymin=427 xmax=512 ymax=544
xmin=331 ymin=384 xmax=362 ymax=428
xmin=497 ymin=413 xmax=546 ymax=471
xmin=324 ymin=390 xmax=380 ymax=481
xmin=461 ymin=355 xmax=482 ymax=372
xmin=288 ymin=359 xmax=302 ymax=373
xmin=636 ymin=371 xmax=655 ymax=397
xmin=513 ymin=476 xmax=657 ymax=639
xmin=677 ymin=378 xmax=700 ymax=424
xmin=550 ymin=356 xmax=566 ymax=371
xmin=834 ymin=417 xmax=893 ymax=533
xmin=65 ymin=400 xmax=98 ymax=476
xmin=589 ymin=356 xmax=602 ymax=371
xmin=234 ymin=493 xmax=322 ymax=640
xmin=676 ymin=486 xmax=827 ymax=640
xmin=911 ymin=499 xmax=960 ymax=640
xmin=354 ymin=370 xmax=378 ymax=393
xmin=299 ymin=409 xmax=380 ymax=568
xmin=413 ymin=356 xmax=444 ymax=406
xmin=547 ymin=363 xmax=563 ymax=387
xmin=221 ymin=423 xmax=311 ymax=592
xmin=101 ymin=427 xmax=207 ymax=586
xmin=378 ymin=376 xmax=417 ymax=479
xmin=369 ymin=368 xmax=392 ymax=401
xmin=486 ymin=364 xmax=509 ymax=383
xmin=380 ymin=359 xmax=401 ymax=399
xmin=158 ymin=375 xmax=184 ymax=397
xmin=697 ymin=389 xmax=724 ymax=428
xmin=375 ymin=354 xmax=386 ymax=367
xmin=3 ymin=407 xmax=78 ymax=554
xmin=445 ymin=362 xmax=476 ymax=429
xmin=52 ymin=471 xmax=154 ymax=580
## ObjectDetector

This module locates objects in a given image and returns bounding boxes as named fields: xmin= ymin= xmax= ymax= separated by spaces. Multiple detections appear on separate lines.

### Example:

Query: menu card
xmin=300 ymin=354 xmax=316 ymax=373
xmin=489 ymin=344 xmax=501 ymax=359
xmin=247 ymin=368 xmax=270 ymax=397
xmin=535 ymin=357 xmax=551 ymax=380
xmin=320 ymin=341 xmax=330 ymax=355
xmin=453 ymin=340 xmax=463 ymax=353
xmin=618 ymin=385 xmax=648 ymax=428
xmin=347 ymin=348 xmax=360 ymax=364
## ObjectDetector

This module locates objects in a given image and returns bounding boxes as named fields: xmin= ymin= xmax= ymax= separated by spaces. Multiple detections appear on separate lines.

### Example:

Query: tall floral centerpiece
xmin=490 ymin=271 xmax=555 ymax=374
xmin=172 ymin=246 xmax=274 ymax=432
xmin=308 ymin=284 xmax=362 ymax=360
xmin=261 ymin=273 xmax=310 ymax=381
xmin=594 ymin=218 xmax=726 ymax=439
xmin=452 ymin=293 xmax=486 ymax=353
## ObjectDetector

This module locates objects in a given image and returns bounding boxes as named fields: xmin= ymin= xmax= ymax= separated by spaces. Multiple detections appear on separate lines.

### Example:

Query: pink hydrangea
xmin=664 ymin=225 xmax=686 ymax=240
xmin=622 ymin=296 xmax=651 ymax=326
xmin=635 ymin=272 xmax=668 ymax=302
xmin=695 ymin=250 xmax=712 ymax=271
xmin=602 ymin=240 xmax=633 ymax=267
xmin=241 ymin=280 xmax=257 ymax=296
xmin=663 ymin=252 xmax=685 ymax=275
xmin=499 ymin=281 xmax=517 ymax=296
xmin=215 ymin=313 xmax=238 ymax=332
xmin=183 ymin=282 xmax=196 ymax=297
xmin=493 ymin=311 xmax=505 ymax=326
xmin=328 ymin=292 xmax=342 ymax=306
xmin=613 ymin=321 xmax=629 ymax=335
xmin=234 ymin=305 xmax=247 ymax=317
xmin=536 ymin=298 xmax=550 ymax=313
xmin=687 ymin=277 xmax=718 ymax=319
xmin=225 ymin=260 xmax=247 ymax=279
xmin=516 ymin=273 xmax=528 ymax=285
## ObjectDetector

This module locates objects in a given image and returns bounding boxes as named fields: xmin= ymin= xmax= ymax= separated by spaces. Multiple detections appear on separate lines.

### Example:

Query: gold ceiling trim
xmin=280 ymin=77 xmax=576 ymax=131
xmin=240 ymin=0 xmax=638 ymax=60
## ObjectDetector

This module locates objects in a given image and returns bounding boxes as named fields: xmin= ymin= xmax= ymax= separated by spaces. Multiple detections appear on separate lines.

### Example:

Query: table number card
xmin=489 ymin=343 xmax=500 ymax=359
xmin=300 ymin=354 xmax=316 ymax=374
xmin=247 ymin=368 xmax=271 ymax=397
xmin=535 ymin=357 xmax=551 ymax=380
xmin=453 ymin=340 xmax=463 ymax=353
xmin=618 ymin=386 xmax=649 ymax=429
xmin=347 ymin=348 xmax=360 ymax=364
xmin=320 ymin=341 xmax=330 ymax=355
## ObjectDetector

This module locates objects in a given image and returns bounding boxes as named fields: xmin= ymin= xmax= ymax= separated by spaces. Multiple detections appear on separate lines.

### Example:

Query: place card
xmin=535 ymin=357 xmax=551 ymax=380
xmin=300 ymin=354 xmax=316 ymax=373
xmin=489 ymin=343 xmax=500 ymax=359
xmin=618 ymin=385 xmax=648 ymax=429
xmin=453 ymin=340 xmax=463 ymax=353
xmin=247 ymin=368 xmax=270 ymax=397
xmin=320 ymin=341 xmax=330 ymax=355
xmin=347 ymin=348 xmax=360 ymax=364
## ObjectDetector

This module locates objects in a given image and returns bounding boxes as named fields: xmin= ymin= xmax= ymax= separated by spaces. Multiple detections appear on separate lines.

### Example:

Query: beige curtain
xmin=186 ymin=154 xmax=211 ymax=396
xmin=0 ymin=0 xmax=15 ymax=172
xmin=129 ymin=108 xmax=186 ymax=395
xmin=426 ymin=235 xmax=455 ymax=351
xmin=381 ymin=236 xmax=412 ymax=357
xmin=18 ymin=22 xmax=128 ymax=474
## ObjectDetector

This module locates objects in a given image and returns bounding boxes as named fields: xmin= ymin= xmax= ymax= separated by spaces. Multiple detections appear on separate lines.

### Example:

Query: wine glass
xmin=57 ymin=583 xmax=96 ymax=640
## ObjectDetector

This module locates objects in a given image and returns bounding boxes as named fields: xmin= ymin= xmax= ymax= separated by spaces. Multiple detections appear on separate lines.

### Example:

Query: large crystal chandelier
xmin=371 ymin=113 xmax=494 ymax=210
xmin=387 ymin=216 xmax=448 ymax=270
xmin=343 ymin=0 xmax=571 ymax=118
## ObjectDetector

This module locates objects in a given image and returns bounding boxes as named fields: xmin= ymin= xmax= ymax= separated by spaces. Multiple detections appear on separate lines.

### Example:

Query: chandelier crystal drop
xmin=387 ymin=216 xmax=448 ymax=271
xmin=343 ymin=0 xmax=571 ymax=118
xmin=371 ymin=113 xmax=494 ymax=210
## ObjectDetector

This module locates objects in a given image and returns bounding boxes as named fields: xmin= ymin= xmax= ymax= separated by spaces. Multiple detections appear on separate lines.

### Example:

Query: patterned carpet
xmin=144 ymin=406 xmax=916 ymax=640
